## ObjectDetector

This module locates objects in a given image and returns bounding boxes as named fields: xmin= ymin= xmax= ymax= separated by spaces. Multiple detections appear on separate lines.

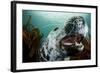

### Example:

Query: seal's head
xmin=60 ymin=16 xmax=86 ymax=56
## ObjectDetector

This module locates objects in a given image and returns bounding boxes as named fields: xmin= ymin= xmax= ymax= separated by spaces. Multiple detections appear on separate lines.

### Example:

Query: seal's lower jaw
xmin=60 ymin=34 xmax=84 ymax=56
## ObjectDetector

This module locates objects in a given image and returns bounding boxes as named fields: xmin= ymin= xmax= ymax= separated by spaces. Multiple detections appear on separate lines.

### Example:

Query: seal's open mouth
xmin=60 ymin=34 xmax=84 ymax=56
xmin=60 ymin=34 xmax=84 ymax=47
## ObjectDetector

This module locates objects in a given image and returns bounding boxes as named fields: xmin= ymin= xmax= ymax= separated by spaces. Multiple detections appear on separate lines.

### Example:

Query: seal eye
xmin=54 ymin=27 xmax=59 ymax=31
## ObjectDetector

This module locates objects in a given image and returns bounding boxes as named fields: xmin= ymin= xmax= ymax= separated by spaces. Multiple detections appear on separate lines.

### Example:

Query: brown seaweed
xmin=23 ymin=15 xmax=43 ymax=62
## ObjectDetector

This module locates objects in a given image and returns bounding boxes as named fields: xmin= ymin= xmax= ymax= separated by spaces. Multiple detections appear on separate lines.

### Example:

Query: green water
xmin=22 ymin=10 xmax=91 ymax=41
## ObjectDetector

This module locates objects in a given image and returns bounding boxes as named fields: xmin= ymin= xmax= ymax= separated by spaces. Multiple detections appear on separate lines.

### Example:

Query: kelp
xmin=23 ymin=15 xmax=43 ymax=62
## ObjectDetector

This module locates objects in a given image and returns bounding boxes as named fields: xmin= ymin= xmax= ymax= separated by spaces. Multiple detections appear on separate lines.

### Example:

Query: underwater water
xmin=22 ymin=10 xmax=91 ymax=42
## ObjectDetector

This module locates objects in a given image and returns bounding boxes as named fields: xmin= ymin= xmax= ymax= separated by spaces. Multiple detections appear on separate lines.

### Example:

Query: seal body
xmin=40 ymin=16 xmax=87 ymax=61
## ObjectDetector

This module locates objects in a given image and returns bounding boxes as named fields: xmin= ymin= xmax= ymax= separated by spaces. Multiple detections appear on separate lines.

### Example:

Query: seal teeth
xmin=63 ymin=42 xmax=73 ymax=45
